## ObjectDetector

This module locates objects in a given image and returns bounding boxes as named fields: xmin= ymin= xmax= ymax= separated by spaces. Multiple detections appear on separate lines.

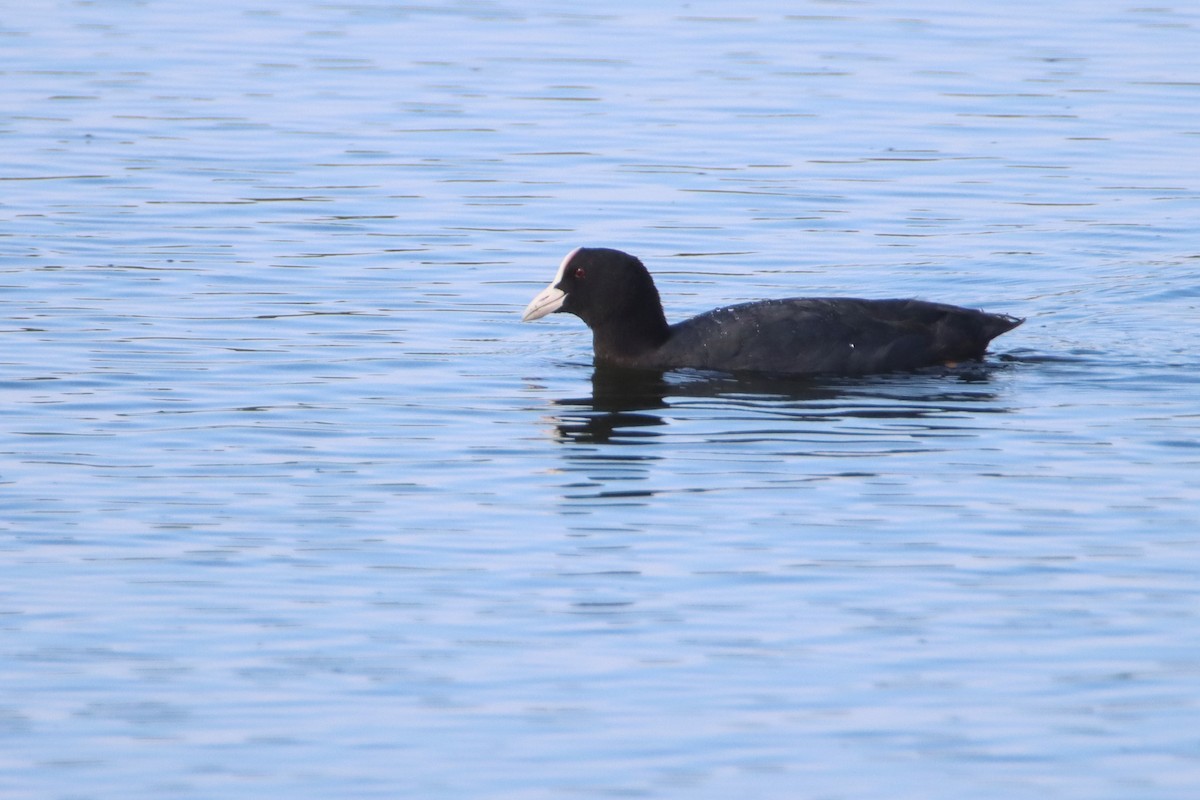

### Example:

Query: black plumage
xmin=522 ymin=247 xmax=1022 ymax=376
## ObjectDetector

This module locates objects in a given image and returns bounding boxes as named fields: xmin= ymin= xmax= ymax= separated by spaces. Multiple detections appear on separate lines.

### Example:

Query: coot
xmin=522 ymin=247 xmax=1023 ymax=375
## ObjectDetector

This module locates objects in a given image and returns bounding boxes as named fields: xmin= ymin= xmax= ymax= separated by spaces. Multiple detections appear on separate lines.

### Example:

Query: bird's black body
xmin=523 ymin=247 xmax=1022 ymax=376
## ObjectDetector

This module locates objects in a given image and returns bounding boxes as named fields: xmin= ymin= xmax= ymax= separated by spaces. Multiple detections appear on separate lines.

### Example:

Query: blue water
xmin=3 ymin=1 xmax=1199 ymax=798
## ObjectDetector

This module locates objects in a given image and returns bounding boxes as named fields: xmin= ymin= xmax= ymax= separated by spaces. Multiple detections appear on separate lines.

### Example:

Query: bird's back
xmin=638 ymin=297 xmax=1022 ymax=375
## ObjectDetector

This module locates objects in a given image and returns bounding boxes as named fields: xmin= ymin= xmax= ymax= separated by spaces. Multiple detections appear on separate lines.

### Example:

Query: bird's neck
xmin=590 ymin=307 xmax=670 ymax=364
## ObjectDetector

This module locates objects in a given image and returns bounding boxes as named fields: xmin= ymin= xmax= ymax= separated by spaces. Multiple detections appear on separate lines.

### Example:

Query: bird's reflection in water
xmin=552 ymin=366 xmax=671 ymax=445
xmin=550 ymin=362 xmax=1014 ymax=445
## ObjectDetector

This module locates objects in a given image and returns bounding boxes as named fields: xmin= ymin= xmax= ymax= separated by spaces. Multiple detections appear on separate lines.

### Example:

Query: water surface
xmin=2 ymin=1 xmax=1199 ymax=798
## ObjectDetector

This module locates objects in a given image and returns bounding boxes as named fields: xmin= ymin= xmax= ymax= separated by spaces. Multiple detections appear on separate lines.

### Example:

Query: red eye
xmin=574 ymin=266 xmax=586 ymax=280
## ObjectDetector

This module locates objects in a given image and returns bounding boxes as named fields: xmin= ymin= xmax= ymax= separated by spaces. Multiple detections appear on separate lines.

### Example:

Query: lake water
xmin=2 ymin=1 xmax=1199 ymax=798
